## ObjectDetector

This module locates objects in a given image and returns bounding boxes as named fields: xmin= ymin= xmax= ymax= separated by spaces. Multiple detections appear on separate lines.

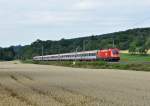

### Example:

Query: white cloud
xmin=74 ymin=0 xmax=99 ymax=10
xmin=73 ymin=0 xmax=150 ymax=11
xmin=0 ymin=0 xmax=150 ymax=47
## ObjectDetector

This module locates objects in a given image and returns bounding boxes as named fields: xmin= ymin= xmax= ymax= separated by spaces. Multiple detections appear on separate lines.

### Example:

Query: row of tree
xmin=129 ymin=37 xmax=150 ymax=55
xmin=0 ymin=47 xmax=15 ymax=61
xmin=0 ymin=27 xmax=150 ymax=60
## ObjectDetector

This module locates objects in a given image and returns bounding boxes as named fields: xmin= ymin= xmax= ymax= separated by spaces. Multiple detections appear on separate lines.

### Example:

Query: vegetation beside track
xmin=22 ymin=54 xmax=150 ymax=71
xmin=120 ymin=53 xmax=150 ymax=63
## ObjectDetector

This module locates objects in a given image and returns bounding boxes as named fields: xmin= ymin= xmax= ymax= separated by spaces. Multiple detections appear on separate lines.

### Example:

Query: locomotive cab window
xmin=112 ymin=50 xmax=119 ymax=55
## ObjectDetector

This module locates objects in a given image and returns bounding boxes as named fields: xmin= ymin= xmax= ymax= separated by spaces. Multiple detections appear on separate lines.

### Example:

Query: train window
xmin=112 ymin=50 xmax=119 ymax=55
xmin=90 ymin=53 xmax=94 ymax=56
xmin=82 ymin=54 xmax=86 ymax=56
xmin=90 ymin=53 xmax=95 ymax=56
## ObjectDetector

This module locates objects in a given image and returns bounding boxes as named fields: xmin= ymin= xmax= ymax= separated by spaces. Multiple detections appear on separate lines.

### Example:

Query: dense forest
xmin=0 ymin=27 xmax=150 ymax=60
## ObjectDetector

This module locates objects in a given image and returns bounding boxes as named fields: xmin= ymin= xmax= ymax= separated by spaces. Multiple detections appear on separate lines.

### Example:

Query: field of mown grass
xmin=0 ymin=61 xmax=150 ymax=106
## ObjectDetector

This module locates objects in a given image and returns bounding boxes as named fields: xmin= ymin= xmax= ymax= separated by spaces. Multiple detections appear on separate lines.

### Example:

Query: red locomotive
xmin=33 ymin=48 xmax=120 ymax=62
xmin=97 ymin=48 xmax=120 ymax=61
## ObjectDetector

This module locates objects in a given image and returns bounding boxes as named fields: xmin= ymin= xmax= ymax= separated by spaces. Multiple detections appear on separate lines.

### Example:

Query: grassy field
xmin=0 ymin=61 xmax=150 ymax=106
xmin=23 ymin=53 xmax=150 ymax=71
xmin=120 ymin=50 xmax=150 ymax=54
xmin=120 ymin=53 xmax=150 ymax=63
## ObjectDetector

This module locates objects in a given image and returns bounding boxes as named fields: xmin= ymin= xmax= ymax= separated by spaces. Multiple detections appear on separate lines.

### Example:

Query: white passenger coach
xmin=33 ymin=50 xmax=98 ymax=61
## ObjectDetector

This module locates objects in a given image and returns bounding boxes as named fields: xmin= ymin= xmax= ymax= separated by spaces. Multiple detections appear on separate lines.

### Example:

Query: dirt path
xmin=0 ymin=61 xmax=150 ymax=106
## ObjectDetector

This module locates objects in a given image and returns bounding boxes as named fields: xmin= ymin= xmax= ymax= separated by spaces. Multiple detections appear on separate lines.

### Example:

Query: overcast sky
xmin=0 ymin=0 xmax=150 ymax=47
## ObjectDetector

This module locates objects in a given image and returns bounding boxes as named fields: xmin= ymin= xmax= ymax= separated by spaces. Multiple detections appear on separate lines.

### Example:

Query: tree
xmin=129 ymin=42 xmax=137 ymax=54
xmin=0 ymin=47 xmax=16 ymax=61
xmin=137 ymin=46 xmax=148 ymax=55
xmin=145 ymin=38 xmax=150 ymax=49
xmin=1 ymin=27 xmax=150 ymax=60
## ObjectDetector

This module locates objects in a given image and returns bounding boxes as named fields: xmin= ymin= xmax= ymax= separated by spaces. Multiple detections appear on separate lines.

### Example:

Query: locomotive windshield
xmin=112 ymin=50 xmax=119 ymax=55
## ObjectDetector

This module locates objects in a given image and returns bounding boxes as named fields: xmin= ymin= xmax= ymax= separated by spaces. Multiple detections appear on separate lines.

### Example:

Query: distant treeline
xmin=0 ymin=27 xmax=150 ymax=60
xmin=0 ymin=47 xmax=15 ymax=60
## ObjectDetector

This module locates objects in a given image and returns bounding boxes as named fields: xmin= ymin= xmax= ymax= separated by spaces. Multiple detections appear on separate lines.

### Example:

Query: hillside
xmin=1 ymin=27 xmax=150 ymax=60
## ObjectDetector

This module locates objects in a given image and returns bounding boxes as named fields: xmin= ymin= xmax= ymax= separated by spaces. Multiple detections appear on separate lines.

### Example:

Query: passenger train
xmin=33 ymin=48 xmax=120 ymax=61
